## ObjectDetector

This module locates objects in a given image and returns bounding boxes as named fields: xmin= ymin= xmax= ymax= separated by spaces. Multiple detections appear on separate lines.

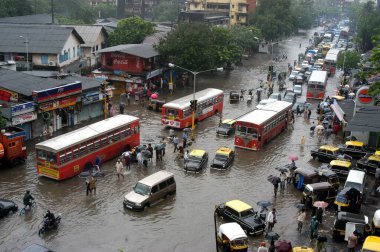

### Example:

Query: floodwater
xmin=1 ymin=27 xmax=348 ymax=252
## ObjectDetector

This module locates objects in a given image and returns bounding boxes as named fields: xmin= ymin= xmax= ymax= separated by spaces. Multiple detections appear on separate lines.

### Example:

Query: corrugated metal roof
xmin=0 ymin=24 xmax=84 ymax=54
xmin=62 ymin=25 xmax=107 ymax=47
xmin=96 ymin=44 xmax=159 ymax=58
xmin=345 ymin=106 xmax=380 ymax=132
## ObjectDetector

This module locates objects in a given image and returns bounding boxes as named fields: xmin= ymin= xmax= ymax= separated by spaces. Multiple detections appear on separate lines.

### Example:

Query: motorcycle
xmin=38 ymin=213 xmax=62 ymax=236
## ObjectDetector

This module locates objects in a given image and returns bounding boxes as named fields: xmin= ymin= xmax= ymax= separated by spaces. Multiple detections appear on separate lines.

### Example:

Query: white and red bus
xmin=161 ymin=88 xmax=224 ymax=129
xmin=323 ymin=48 xmax=340 ymax=76
xmin=36 ymin=115 xmax=140 ymax=180
xmin=307 ymin=70 xmax=328 ymax=100
xmin=234 ymin=101 xmax=292 ymax=151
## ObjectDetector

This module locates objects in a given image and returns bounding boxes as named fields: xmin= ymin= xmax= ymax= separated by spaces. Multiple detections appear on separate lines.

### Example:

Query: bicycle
xmin=19 ymin=201 xmax=36 ymax=215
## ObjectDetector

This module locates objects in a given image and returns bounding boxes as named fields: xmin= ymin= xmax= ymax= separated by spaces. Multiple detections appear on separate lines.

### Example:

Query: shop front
xmin=10 ymin=102 xmax=37 ymax=140
xmin=32 ymin=82 xmax=82 ymax=137
xmin=80 ymin=91 xmax=104 ymax=121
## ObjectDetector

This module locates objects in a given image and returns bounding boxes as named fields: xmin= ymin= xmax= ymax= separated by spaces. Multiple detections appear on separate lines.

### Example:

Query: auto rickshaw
xmin=303 ymin=182 xmax=337 ymax=209
xmin=315 ymin=167 xmax=340 ymax=189
xmin=372 ymin=209 xmax=380 ymax=236
xmin=292 ymin=247 xmax=314 ymax=252
xmin=217 ymin=222 xmax=248 ymax=252
xmin=334 ymin=186 xmax=362 ymax=213
xmin=147 ymin=99 xmax=166 ymax=112
xmin=361 ymin=236 xmax=380 ymax=252
xmin=294 ymin=168 xmax=319 ymax=190
xmin=329 ymin=160 xmax=352 ymax=180
xmin=332 ymin=211 xmax=371 ymax=241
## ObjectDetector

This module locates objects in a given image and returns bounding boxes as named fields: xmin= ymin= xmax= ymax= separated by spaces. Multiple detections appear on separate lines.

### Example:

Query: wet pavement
xmin=0 ymin=27 xmax=378 ymax=252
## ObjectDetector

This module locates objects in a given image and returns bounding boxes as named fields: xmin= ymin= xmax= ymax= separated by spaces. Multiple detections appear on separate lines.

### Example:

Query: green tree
xmin=337 ymin=51 xmax=361 ymax=69
xmin=0 ymin=0 xmax=32 ymax=18
xmin=211 ymin=26 xmax=242 ymax=67
xmin=93 ymin=3 xmax=117 ymax=18
xmin=152 ymin=0 xmax=178 ymax=22
xmin=108 ymin=16 xmax=156 ymax=46
xmin=230 ymin=25 xmax=262 ymax=54
xmin=292 ymin=0 xmax=315 ymax=30
xmin=367 ymin=35 xmax=380 ymax=97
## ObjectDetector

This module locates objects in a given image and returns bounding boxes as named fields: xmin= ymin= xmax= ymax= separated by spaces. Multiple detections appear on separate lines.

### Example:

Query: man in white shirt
xmin=266 ymin=208 xmax=276 ymax=232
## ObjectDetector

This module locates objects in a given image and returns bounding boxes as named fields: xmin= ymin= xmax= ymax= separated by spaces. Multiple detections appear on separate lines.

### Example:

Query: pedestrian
xmin=297 ymin=209 xmax=306 ymax=232
xmin=48 ymin=124 xmax=53 ymax=137
xmin=347 ymin=230 xmax=358 ymax=252
xmin=299 ymin=43 xmax=302 ymax=48
xmin=257 ymin=241 xmax=269 ymax=252
xmin=119 ymin=102 xmax=125 ymax=114
xmin=287 ymin=169 xmax=294 ymax=184
xmin=259 ymin=206 xmax=268 ymax=221
xmin=273 ymin=180 xmax=279 ymax=197
xmin=90 ymin=176 xmax=97 ymax=195
xmin=182 ymin=131 xmax=188 ymax=149
xmin=240 ymin=89 xmax=245 ymax=101
xmin=310 ymin=216 xmax=319 ymax=241
xmin=124 ymin=153 xmax=131 ymax=171
xmin=301 ymin=136 xmax=305 ymax=146
xmin=173 ymin=136 xmax=179 ymax=152
xmin=86 ymin=177 xmax=91 ymax=195
xmin=127 ymin=92 xmax=130 ymax=105
xmin=294 ymin=60 xmax=297 ymax=67
xmin=316 ymin=207 xmax=324 ymax=224
xmin=308 ymin=109 xmax=311 ymax=119
xmin=184 ymin=150 xmax=189 ymax=162
xmin=137 ymin=151 xmax=143 ymax=167
xmin=296 ymin=105 xmax=301 ymax=116
xmin=268 ymin=240 xmax=275 ymax=252
xmin=142 ymin=152 xmax=149 ymax=168
xmin=115 ymin=159 xmax=124 ymax=179
xmin=147 ymin=144 xmax=154 ymax=162
xmin=291 ymin=111 xmax=295 ymax=122
xmin=280 ymin=171 xmax=286 ymax=191
xmin=266 ymin=208 xmax=276 ymax=232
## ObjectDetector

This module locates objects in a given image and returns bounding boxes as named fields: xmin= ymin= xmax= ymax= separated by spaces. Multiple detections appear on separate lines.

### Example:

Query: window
xmin=94 ymin=139 xmax=100 ymax=149
xmin=80 ymin=144 xmax=87 ymax=156
xmin=167 ymin=177 xmax=175 ymax=185
xmin=66 ymin=151 xmax=72 ymax=162
xmin=237 ymin=125 xmax=247 ymax=135
xmin=88 ymin=142 xmax=94 ymax=152
xmin=41 ymin=55 xmax=48 ymax=64
xmin=151 ymin=185 xmax=158 ymax=193
xmin=73 ymin=47 xmax=76 ymax=58
xmin=159 ymin=181 xmax=167 ymax=190
xmin=73 ymin=147 xmax=79 ymax=159
xmin=47 ymin=152 xmax=57 ymax=163
xmin=166 ymin=109 xmax=179 ymax=117
xmin=37 ymin=149 xmax=46 ymax=160
xmin=77 ymin=45 xmax=80 ymax=56
xmin=59 ymin=153 xmax=66 ymax=164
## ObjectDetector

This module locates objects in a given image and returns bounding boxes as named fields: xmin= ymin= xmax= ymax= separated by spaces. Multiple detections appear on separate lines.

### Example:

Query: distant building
xmin=184 ymin=0 xmax=248 ymax=25
xmin=89 ymin=0 xmax=117 ymax=6
xmin=0 ymin=24 xmax=84 ymax=71
xmin=179 ymin=11 xmax=230 ymax=26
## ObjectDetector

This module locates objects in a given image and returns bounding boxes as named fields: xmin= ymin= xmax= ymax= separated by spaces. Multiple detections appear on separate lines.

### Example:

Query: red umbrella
xmin=288 ymin=155 xmax=299 ymax=161
xmin=313 ymin=201 xmax=329 ymax=208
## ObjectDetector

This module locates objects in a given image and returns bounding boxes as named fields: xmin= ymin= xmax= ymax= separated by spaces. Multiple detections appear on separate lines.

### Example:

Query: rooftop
xmin=0 ymin=14 xmax=56 ymax=24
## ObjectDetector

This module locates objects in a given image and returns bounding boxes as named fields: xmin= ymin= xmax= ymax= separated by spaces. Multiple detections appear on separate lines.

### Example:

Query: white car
xmin=293 ymin=84 xmax=302 ymax=96
xmin=289 ymin=70 xmax=299 ymax=81
xmin=268 ymin=93 xmax=282 ymax=101
xmin=256 ymin=99 xmax=276 ymax=109
xmin=301 ymin=61 xmax=310 ymax=68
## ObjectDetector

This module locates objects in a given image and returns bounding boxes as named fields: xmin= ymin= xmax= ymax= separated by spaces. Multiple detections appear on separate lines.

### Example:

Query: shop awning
xmin=331 ymin=103 xmax=344 ymax=121
xmin=331 ymin=100 xmax=355 ymax=123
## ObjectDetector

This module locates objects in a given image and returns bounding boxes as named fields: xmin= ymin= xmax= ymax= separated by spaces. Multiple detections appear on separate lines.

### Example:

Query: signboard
xmin=32 ymin=82 xmax=82 ymax=103
xmin=39 ymin=96 xmax=78 ymax=112
xmin=82 ymin=91 xmax=101 ymax=105
xmin=0 ymin=89 xmax=18 ymax=102
xmin=11 ymin=102 xmax=35 ymax=116
xmin=12 ymin=112 xmax=37 ymax=125
xmin=356 ymin=86 xmax=374 ymax=107
xmin=146 ymin=68 xmax=163 ymax=79
xmin=101 ymin=53 xmax=143 ymax=73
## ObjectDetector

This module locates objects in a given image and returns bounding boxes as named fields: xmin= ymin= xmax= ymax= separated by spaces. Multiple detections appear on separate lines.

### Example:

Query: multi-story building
xmin=185 ymin=0 xmax=248 ymax=25
xmin=89 ymin=0 xmax=117 ymax=6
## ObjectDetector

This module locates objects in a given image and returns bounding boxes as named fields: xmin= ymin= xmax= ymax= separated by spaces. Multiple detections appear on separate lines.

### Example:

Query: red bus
xmin=36 ymin=115 xmax=140 ymax=180
xmin=323 ymin=48 xmax=339 ymax=76
xmin=307 ymin=70 xmax=328 ymax=100
xmin=161 ymin=88 xmax=224 ymax=129
xmin=234 ymin=101 xmax=292 ymax=151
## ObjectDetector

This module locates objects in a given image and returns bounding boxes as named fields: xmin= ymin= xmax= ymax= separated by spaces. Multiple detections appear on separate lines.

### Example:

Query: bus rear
xmin=307 ymin=71 xmax=328 ymax=100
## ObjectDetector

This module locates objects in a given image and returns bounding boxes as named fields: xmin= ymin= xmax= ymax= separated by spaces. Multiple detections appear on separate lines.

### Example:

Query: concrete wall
xmin=59 ymin=33 xmax=82 ymax=67
xmin=32 ymin=54 xmax=58 ymax=66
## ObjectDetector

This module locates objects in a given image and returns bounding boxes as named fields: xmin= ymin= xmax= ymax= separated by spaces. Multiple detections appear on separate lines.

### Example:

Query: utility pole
xmin=51 ymin=0 xmax=55 ymax=24
xmin=141 ymin=0 xmax=145 ymax=19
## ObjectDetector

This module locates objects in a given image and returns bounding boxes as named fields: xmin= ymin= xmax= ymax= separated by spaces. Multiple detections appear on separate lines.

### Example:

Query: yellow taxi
xmin=358 ymin=154 xmax=380 ymax=174
xmin=293 ymin=247 xmax=314 ymax=252
xmin=340 ymin=141 xmax=374 ymax=159
xmin=211 ymin=147 xmax=235 ymax=169
xmin=184 ymin=149 xmax=208 ymax=173
xmin=216 ymin=119 xmax=237 ymax=136
xmin=361 ymin=236 xmax=380 ymax=252
xmin=329 ymin=160 xmax=352 ymax=179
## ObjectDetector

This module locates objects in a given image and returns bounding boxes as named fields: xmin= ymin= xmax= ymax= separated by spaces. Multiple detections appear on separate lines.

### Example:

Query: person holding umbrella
xmin=257 ymin=201 xmax=272 ymax=220
xmin=257 ymin=241 xmax=268 ymax=252
xmin=266 ymin=209 xmax=277 ymax=232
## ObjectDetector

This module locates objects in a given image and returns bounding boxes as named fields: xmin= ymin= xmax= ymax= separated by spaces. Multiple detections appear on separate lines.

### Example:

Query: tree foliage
xmin=93 ymin=3 xmax=117 ymax=19
xmin=0 ymin=0 xmax=32 ymax=17
xmin=108 ymin=16 xmax=156 ymax=46
xmin=152 ymin=0 xmax=178 ymax=22
xmin=230 ymin=25 xmax=262 ymax=53
xmin=337 ymin=51 xmax=361 ymax=69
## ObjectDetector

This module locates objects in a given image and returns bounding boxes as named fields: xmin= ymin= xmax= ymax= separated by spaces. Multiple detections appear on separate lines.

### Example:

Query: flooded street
xmin=1 ymin=27 xmax=349 ymax=252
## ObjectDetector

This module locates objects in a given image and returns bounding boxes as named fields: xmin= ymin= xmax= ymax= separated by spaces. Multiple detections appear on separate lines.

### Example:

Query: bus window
xmin=113 ymin=131 xmax=121 ymax=141
xmin=94 ymin=139 xmax=100 ymax=149
xmin=88 ymin=142 xmax=94 ymax=152
xmin=80 ymin=144 xmax=87 ymax=156
xmin=59 ymin=152 xmax=66 ymax=164
xmin=166 ymin=109 xmax=179 ymax=117
xmin=183 ymin=109 xmax=191 ymax=118
xmin=47 ymin=151 xmax=57 ymax=163
xmin=37 ymin=149 xmax=46 ymax=160
xmin=66 ymin=151 xmax=72 ymax=162
xmin=309 ymin=84 xmax=315 ymax=89
xmin=133 ymin=126 xmax=139 ymax=134
xmin=247 ymin=127 xmax=258 ymax=138
xmin=237 ymin=125 xmax=247 ymax=135
xmin=73 ymin=146 xmax=79 ymax=159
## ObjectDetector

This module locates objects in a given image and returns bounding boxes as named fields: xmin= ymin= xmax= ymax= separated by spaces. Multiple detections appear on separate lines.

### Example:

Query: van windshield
xmin=134 ymin=182 xmax=151 ymax=196
xmin=345 ymin=182 xmax=362 ymax=193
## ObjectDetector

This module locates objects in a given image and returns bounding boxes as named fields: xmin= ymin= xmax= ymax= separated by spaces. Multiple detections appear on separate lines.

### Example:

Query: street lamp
xmin=168 ymin=63 xmax=223 ymax=140
xmin=19 ymin=35 xmax=29 ymax=71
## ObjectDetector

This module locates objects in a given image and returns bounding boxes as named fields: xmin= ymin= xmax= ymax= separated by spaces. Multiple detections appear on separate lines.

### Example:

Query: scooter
xmin=38 ymin=213 xmax=62 ymax=236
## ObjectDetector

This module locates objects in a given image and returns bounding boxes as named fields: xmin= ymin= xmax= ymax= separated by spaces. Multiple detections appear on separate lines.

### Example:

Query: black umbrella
xmin=142 ymin=150 xmax=152 ymax=159
xmin=266 ymin=231 xmax=280 ymax=241
xmin=284 ymin=163 xmax=297 ymax=170
xmin=257 ymin=200 xmax=272 ymax=208
xmin=295 ymin=203 xmax=305 ymax=209
xmin=267 ymin=175 xmax=281 ymax=185
xmin=276 ymin=167 xmax=289 ymax=173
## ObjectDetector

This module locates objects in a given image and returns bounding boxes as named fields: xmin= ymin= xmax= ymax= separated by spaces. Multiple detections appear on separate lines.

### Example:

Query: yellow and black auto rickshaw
xmin=217 ymin=222 xmax=248 ymax=252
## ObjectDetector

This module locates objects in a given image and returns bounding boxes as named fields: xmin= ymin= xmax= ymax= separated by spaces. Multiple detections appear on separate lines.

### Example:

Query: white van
xmin=123 ymin=171 xmax=176 ymax=211
xmin=344 ymin=170 xmax=366 ymax=194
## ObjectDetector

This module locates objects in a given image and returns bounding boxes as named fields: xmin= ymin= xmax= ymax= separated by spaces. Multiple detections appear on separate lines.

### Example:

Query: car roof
xmin=216 ymin=147 xmax=233 ymax=155
xmin=138 ymin=171 xmax=174 ymax=187
xmin=320 ymin=145 xmax=339 ymax=152
xmin=362 ymin=236 xmax=380 ymax=251
xmin=330 ymin=160 xmax=351 ymax=167
xmin=345 ymin=141 xmax=364 ymax=147
xmin=370 ymin=155 xmax=380 ymax=162
xmin=225 ymin=199 xmax=252 ymax=212
xmin=375 ymin=151 xmax=380 ymax=156
xmin=190 ymin=149 xmax=206 ymax=157
xmin=222 ymin=119 xmax=236 ymax=125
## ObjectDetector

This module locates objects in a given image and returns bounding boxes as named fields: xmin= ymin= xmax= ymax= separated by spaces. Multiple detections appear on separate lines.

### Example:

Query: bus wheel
xmin=8 ymin=159 xmax=15 ymax=168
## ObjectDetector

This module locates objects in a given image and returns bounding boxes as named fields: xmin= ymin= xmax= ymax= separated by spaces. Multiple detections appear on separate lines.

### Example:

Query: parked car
xmin=0 ymin=199 xmax=18 ymax=218
xmin=357 ymin=152 xmax=380 ymax=175
xmin=293 ymin=75 xmax=304 ymax=85
xmin=184 ymin=149 xmax=208 ymax=172
xmin=211 ymin=147 xmax=235 ymax=170
xmin=268 ymin=93 xmax=282 ymax=101
xmin=215 ymin=199 xmax=266 ymax=235
xmin=256 ymin=99 xmax=276 ymax=109
xmin=339 ymin=141 xmax=375 ymax=159
xmin=293 ymin=84 xmax=302 ymax=96
xmin=284 ymin=93 xmax=297 ymax=104
xmin=329 ymin=160 xmax=352 ymax=180
xmin=289 ymin=70 xmax=299 ymax=81
xmin=216 ymin=119 xmax=236 ymax=137
xmin=310 ymin=145 xmax=351 ymax=163
xmin=230 ymin=91 xmax=240 ymax=103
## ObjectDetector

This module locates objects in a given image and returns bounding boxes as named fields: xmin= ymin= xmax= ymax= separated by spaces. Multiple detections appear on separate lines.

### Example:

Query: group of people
xmin=170 ymin=129 xmax=189 ymax=160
